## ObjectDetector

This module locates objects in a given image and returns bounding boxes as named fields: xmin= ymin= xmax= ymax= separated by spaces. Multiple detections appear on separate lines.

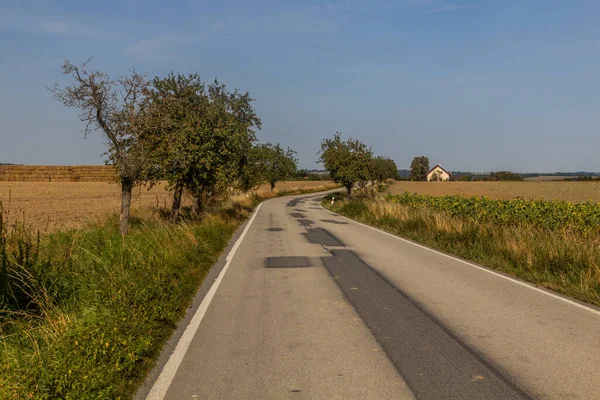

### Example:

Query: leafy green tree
xmin=144 ymin=73 xmax=207 ymax=221
xmin=252 ymin=143 xmax=298 ymax=190
xmin=51 ymin=58 xmax=154 ymax=234
xmin=373 ymin=156 xmax=399 ymax=182
xmin=319 ymin=132 xmax=373 ymax=196
xmin=188 ymin=81 xmax=260 ymax=215
xmin=146 ymin=74 xmax=260 ymax=220
xmin=238 ymin=145 xmax=264 ymax=193
xmin=410 ymin=156 xmax=430 ymax=181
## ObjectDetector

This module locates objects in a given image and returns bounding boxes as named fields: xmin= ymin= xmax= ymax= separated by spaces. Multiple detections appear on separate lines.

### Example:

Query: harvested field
xmin=387 ymin=181 xmax=600 ymax=203
xmin=0 ymin=182 xmax=173 ymax=233
xmin=0 ymin=180 xmax=335 ymax=233
xmin=0 ymin=165 xmax=115 ymax=182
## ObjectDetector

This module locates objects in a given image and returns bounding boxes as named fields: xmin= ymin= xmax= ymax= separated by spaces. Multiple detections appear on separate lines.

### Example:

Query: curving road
xmin=140 ymin=191 xmax=600 ymax=400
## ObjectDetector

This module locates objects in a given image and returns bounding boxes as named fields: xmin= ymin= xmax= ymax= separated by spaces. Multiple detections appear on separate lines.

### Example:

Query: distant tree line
xmin=563 ymin=175 xmax=600 ymax=181
xmin=51 ymin=58 xmax=298 ymax=234
xmin=291 ymin=170 xmax=332 ymax=181
xmin=444 ymin=171 xmax=523 ymax=181
xmin=522 ymin=172 xmax=600 ymax=179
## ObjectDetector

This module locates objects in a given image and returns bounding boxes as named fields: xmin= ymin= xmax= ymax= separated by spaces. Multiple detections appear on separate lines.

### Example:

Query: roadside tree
xmin=238 ymin=145 xmax=264 ymax=193
xmin=252 ymin=143 xmax=298 ymax=190
xmin=51 ymin=58 xmax=154 ymax=234
xmin=373 ymin=156 xmax=399 ymax=182
xmin=145 ymin=76 xmax=260 ymax=219
xmin=144 ymin=72 xmax=207 ymax=221
xmin=319 ymin=132 xmax=373 ymax=196
xmin=188 ymin=81 xmax=261 ymax=215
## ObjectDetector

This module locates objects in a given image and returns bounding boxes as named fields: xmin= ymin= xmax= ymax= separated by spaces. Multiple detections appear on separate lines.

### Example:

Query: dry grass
xmin=331 ymin=197 xmax=600 ymax=305
xmin=0 ymin=180 xmax=335 ymax=233
xmin=388 ymin=181 xmax=600 ymax=203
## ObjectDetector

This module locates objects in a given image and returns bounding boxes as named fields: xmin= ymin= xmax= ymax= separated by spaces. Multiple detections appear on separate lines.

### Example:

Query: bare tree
xmin=50 ymin=58 xmax=152 ymax=234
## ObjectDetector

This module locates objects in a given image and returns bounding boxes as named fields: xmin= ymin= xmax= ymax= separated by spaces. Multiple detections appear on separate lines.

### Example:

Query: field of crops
xmin=387 ymin=181 xmax=600 ymax=203
xmin=0 ymin=181 xmax=334 ymax=233
xmin=388 ymin=193 xmax=600 ymax=234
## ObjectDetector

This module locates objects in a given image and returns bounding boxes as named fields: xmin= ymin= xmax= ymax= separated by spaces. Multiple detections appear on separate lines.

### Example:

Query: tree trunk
xmin=346 ymin=184 xmax=353 ymax=198
xmin=120 ymin=179 xmax=133 ymax=235
xmin=191 ymin=195 xmax=203 ymax=218
xmin=270 ymin=181 xmax=276 ymax=190
xmin=170 ymin=183 xmax=184 ymax=222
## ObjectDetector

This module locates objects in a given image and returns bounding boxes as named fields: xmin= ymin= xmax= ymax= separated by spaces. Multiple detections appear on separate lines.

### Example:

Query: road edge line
xmin=146 ymin=202 xmax=263 ymax=400
xmin=319 ymin=204 xmax=600 ymax=317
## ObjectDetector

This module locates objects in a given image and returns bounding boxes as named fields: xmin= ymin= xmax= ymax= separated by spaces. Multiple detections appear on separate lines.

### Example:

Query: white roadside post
xmin=331 ymin=196 xmax=335 ymax=206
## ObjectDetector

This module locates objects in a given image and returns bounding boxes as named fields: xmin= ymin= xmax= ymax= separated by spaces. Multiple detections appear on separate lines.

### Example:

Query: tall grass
xmin=0 ymin=211 xmax=241 ymax=399
xmin=0 ymin=183 xmax=337 ymax=399
xmin=329 ymin=197 xmax=600 ymax=306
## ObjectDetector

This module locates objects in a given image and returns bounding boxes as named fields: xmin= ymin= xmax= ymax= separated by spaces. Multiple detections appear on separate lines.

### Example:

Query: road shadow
xmin=298 ymin=219 xmax=314 ymax=227
xmin=287 ymin=199 xmax=305 ymax=207
xmin=320 ymin=219 xmax=348 ymax=225
xmin=321 ymin=250 xmax=529 ymax=400
xmin=303 ymin=228 xmax=344 ymax=247
xmin=290 ymin=212 xmax=306 ymax=219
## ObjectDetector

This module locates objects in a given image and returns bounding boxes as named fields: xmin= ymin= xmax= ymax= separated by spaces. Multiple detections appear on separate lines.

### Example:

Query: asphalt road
xmin=141 ymin=192 xmax=600 ymax=400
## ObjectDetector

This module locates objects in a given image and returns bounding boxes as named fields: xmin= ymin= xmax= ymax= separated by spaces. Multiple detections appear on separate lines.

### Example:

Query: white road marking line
xmin=318 ymin=203 xmax=600 ymax=317
xmin=146 ymin=203 xmax=263 ymax=400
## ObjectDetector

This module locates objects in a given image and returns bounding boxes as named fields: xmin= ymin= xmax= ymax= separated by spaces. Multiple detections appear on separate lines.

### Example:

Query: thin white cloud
xmin=0 ymin=11 xmax=127 ymax=39
xmin=415 ymin=4 xmax=465 ymax=15
xmin=127 ymin=7 xmax=338 ymax=59
xmin=128 ymin=33 xmax=198 ymax=58
xmin=36 ymin=19 xmax=119 ymax=38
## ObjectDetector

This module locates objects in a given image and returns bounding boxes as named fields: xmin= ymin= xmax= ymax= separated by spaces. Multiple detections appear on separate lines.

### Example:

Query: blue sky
xmin=1 ymin=0 xmax=600 ymax=172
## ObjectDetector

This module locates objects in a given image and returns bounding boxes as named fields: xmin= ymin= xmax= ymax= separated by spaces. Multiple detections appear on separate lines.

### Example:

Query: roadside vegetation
xmin=49 ymin=59 xmax=298 ymax=234
xmin=0 ymin=182 xmax=338 ymax=399
xmin=0 ymin=57 xmax=337 ymax=398
xmin=325 ymin=192 xmax=600 ymax=307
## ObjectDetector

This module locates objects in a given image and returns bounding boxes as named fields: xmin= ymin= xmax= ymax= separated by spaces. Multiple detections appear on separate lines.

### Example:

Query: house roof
xmin=427 ymin=164 xmax=451 ymax=176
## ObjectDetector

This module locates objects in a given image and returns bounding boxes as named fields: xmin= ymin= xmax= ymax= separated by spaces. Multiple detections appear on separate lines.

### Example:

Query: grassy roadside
xmin=0 ymin=183 xmax=338 ymax=399
xmin=325 ymin=193 xmax=600 ymax=307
